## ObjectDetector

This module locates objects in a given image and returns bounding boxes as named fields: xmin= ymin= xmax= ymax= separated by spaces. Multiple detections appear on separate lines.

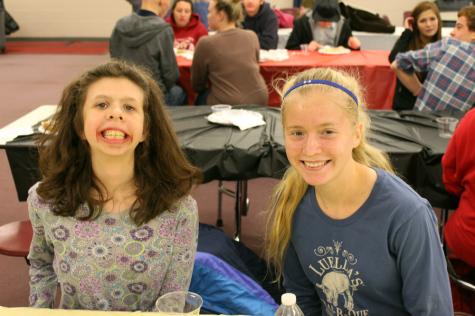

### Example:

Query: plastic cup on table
xmin=155 ymin=291 xmax=203 ymax=314
xmin=300 ymin=44 xmax=309 ymax=55
xmin=211 ymin=104 xmax=232 ymax=113
xmin=435 ymin=117 xmax=458 ymax=138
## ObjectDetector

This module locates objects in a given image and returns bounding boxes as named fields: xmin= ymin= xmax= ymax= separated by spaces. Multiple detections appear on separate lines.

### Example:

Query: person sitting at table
xmin=285 ymin=0 xmax=360 ymax=51
xmin=391 ymin=5 xmax=475 ymax=115
xmin=191 ymin=0 xmax=268 ymax=105
xmin=27 ymin=60 xmax=201 ymax=310
xmin=110 ymin=0 xmax=187 ymax=106
xmin=388 ymin=1 xmax=441 ymax=111
xmin=265 ymin=67 xmax=453 ymax=314
xmin=442 ymin=108 xmax=475 ymax=314
xmin=242 ymin=0 xmax=278 ymax=50
xmin=166 ymin=0 xmax=208 ymax=50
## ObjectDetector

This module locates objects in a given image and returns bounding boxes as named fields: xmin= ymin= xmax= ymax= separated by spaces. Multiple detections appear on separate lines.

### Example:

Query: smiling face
xmin=243 ymin=0 xmax=262 ymax=17
xmin=416 ymin=9 xmax=439 ymax=40
xmin=283 ymin=90 xmax=361 ymax=188
xmin=82 ymin=77 xmax=145 ymax=161
xmin=173 ymin=0 xmax=193 ymax=28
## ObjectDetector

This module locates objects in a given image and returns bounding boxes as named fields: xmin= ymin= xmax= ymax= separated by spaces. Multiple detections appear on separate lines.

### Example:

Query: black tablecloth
xmin=2 ymin=106 xmax=458 ymax=209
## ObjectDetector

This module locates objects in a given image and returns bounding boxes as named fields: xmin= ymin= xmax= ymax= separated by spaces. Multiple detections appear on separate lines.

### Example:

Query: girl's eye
xmin=322 ymin=129 xmax=336 ymax=136
xmin=124 ymin=104 xmax=135 ymax=112
xmin=96 ymin=102 xmax=108 ymax=109
xmin=289 ymin=130 xmax=304 ymax=137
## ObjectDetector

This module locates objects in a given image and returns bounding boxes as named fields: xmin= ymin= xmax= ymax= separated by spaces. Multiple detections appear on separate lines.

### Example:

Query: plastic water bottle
xmin=274 ymin=293 xmax=304 ymax=316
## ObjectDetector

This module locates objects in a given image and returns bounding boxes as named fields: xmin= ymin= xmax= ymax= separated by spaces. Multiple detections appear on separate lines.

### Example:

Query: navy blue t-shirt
xmin=283 ymin=168 xmax=452 ymax=315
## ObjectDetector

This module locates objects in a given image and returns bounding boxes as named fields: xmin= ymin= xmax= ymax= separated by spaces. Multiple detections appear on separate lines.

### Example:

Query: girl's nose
xmin=108 ymin=113 xmax=123 ymax=120
xmin=303 ymin=135 xmax=322 ymax=155
xmin=108 ymin=106 xmax=124 ymax=120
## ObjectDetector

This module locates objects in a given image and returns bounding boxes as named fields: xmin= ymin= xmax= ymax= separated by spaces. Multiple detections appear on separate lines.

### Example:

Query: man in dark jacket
xmin=242 ymin=0 xmax=278 ymax=50
xmin=110 ymin=0 xmax=186 ymax=105
xmin=285 ymin=0 xmax=360 ymax=51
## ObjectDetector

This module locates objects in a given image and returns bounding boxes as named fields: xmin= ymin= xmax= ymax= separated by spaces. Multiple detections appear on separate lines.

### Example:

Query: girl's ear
xmin=217 ymin=10 xmax=226 ymax=22
xmin=352 ymin=122 xmax=363 ymax=149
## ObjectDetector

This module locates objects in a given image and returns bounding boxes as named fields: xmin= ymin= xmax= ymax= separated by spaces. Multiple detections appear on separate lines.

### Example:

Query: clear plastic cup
xmin=300 ymin=44 xmax=309 ymax=54
xmin=435 ymin=117 xmax=458 ymax=138
xmin=211 ymin=104 xmax=232 ymax=113
xmin=155 ymin=291 xmax=203 ymax=314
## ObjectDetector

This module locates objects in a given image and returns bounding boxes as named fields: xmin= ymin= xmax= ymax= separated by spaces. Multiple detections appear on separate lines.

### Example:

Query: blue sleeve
xmin=390 ymin=202 xmax=453 ymax=315
xmin=395 ymin=39 xmax=445 ymax=73
xmin=283 ymin=241 xmax=322 ymax=315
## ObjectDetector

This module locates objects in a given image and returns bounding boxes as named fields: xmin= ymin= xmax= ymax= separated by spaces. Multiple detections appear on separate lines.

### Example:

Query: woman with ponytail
xmin=190 ymin=0 xmax=268 ymax=105
xmin=266 ymin=68 xmax=452 ymax=315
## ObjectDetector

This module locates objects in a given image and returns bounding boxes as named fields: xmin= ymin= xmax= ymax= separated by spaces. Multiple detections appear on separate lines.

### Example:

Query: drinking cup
xmin=155 ymin=291 xmax=203 ymax=314
xmin=435 ymin=117 xmax=458 ymax=138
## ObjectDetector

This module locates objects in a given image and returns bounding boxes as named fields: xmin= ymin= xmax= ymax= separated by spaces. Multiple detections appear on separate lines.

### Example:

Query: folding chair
xmin=440 ymin=209 xmax=475 ymax=297
xmin=216 ymin=180 xmax=249 ymax=241
xmin=0 ymin=219 xmax=33 ymax=264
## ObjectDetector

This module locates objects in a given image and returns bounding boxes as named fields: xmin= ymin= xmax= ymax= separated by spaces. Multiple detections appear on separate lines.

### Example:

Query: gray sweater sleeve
xmin=158 ymin=27 xmax=180 ymax=90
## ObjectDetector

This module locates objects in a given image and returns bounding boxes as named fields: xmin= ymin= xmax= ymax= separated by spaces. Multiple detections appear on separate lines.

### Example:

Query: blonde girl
xmin=266 ymin=68 xmax=452 ymax=315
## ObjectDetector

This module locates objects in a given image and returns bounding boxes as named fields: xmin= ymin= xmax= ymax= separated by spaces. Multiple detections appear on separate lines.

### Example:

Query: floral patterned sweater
xmin=27 ymin=183 xmax=198 ymax=311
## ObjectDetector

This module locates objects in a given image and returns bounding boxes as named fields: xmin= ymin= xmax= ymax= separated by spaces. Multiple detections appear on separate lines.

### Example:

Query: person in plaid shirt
xmin=391 ymin=5 xmax=474 ymax=115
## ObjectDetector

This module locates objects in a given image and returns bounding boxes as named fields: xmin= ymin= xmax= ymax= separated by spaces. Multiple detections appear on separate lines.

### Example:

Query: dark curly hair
xmin=37 ymin=59 xmax=201 ymax=226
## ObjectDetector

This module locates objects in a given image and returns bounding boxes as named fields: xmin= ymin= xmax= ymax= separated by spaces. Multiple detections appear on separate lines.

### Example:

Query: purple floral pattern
xmin=27 ymin=183 xmax=198 ymax=311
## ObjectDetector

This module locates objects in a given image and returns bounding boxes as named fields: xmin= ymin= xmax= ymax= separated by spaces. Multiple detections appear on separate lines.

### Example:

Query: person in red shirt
xmin=443 ymin=109 xmax=475 ymax=267
xmin=442 ymin=108 xmax=475 ymax=313
xmin=166 ymin=0 xmax=208 ymax=50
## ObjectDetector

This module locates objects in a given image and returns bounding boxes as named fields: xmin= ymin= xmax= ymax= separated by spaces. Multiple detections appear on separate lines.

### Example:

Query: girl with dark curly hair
xmin=27 ymin=59 xmax=201 ymax=311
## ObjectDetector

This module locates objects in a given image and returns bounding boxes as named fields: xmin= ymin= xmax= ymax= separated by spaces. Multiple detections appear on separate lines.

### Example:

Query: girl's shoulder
xmin=27 ymin=182 xmax=53 ymax=211
xmin=373 ymin=168 xmax=433 ymax=217
xmin=170 ymin=195 xmax=198 ymax=217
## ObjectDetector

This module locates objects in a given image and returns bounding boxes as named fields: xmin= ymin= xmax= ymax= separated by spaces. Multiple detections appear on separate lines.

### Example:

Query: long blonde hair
xmin=266 ymin=68 xmax=394 ymax=280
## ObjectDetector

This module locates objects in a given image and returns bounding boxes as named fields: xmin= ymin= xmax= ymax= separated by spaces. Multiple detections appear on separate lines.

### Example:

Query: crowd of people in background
xmin=117 ymin=0 xmax=473 ymax=113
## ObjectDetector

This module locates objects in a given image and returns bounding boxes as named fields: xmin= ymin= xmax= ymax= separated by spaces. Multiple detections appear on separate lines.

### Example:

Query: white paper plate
xmin=318 ymin=46 xmax=351 ymax=55
xmin=206 ymin=109 xmax=266 ymax=130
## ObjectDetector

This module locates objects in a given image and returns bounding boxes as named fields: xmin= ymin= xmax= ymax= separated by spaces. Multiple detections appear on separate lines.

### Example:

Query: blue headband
xmin=283 ymin=79 xmax=358 ymax=105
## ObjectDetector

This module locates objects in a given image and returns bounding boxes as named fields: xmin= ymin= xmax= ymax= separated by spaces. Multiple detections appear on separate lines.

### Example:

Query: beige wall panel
xmin=6 ymin=0 xmax=130 ymax=38
xmin=4 ymin=0 xmax=454 ymax=37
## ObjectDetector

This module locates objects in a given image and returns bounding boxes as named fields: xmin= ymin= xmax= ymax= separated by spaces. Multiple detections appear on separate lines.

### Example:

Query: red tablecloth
xmin=177 ymin=50 xmax=396 ymax=109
